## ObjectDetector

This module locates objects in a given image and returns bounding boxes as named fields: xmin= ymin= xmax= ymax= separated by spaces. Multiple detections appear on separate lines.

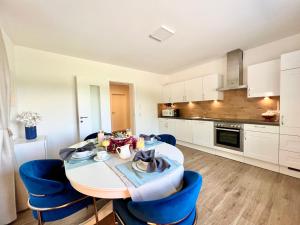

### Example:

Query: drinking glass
xmin=136 ymin=137 xmax=145 ymax=150
xmin=102 ymin=139 xmax=110 ymax=152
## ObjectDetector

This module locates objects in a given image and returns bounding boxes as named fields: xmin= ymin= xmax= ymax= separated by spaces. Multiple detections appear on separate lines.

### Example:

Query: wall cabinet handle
xmin=281 ymin=115 xmax=284 ymax=126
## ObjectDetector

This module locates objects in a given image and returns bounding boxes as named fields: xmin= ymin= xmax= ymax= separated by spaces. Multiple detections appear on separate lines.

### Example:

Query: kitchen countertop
xmin=158 ymin=116 xmax=280 ymax=126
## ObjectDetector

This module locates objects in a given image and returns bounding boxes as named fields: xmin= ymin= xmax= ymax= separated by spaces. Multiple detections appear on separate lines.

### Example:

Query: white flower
xmin=16 ymin=112 xmax=41 ymax=127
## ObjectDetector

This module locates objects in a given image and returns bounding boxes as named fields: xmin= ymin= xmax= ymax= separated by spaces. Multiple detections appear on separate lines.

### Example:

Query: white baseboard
xmin=279 ymin=166 xmax=300 ymax=179
xmin=177 ymin=141 xmax=216 ymax=155
xmin=244 ymin=157 xmax=279 ymax=172
xmin=177 ymin=141 xmax=299 ymax=179
xmin=214 ymin=150 xmax=244 ymax=163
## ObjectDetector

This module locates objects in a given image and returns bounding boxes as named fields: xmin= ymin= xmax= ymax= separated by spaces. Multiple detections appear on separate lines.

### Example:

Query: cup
xmin=97 ymin=151 xmax=108 ymax=160
xmin=137 ymin=160 xmax=149 ymax=171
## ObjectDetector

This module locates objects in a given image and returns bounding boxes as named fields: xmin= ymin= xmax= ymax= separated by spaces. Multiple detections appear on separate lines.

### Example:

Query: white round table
xmin=65 ymin=142 xmax=184 ymax=199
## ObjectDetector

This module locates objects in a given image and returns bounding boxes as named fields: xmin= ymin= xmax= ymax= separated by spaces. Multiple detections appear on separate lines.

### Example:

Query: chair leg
xmin=37 ymin=211 xmax=44 ymax=225
xmin=93 ymin=197 xmax=99 ymax=225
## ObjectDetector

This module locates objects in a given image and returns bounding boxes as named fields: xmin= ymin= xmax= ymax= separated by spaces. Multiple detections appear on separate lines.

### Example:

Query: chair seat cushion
xmin=113 ymin=199 xmax=196 ymax=225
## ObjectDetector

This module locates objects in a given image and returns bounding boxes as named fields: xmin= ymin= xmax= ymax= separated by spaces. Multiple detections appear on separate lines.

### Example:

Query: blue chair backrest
xmin=19 ymin=160 xmax=66 ymax=195
xmin=158 ymin=134 xmax=176 ymax=146
xmin=127 ymin=170 xmax=202 ymax=224
xmin=84 ymin=132 xmax=112 ymax=141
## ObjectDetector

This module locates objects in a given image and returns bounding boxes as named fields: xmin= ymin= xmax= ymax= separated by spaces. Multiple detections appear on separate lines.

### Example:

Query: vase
xmin=25 ymin=126 xmax=37 ymax=140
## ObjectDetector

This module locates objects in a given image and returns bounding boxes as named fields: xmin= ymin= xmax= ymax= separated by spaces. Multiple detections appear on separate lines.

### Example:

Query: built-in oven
xmin=214 ymin=122 xmax=244 ymax=152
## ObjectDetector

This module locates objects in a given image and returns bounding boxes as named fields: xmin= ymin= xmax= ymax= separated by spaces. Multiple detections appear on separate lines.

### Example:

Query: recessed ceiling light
xmin=149 ymin=25 xmax=175 ymax=42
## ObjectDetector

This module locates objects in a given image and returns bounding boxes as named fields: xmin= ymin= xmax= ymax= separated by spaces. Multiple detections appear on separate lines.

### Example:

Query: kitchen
xmin=158 ymin=49 xmax=300 ymax=179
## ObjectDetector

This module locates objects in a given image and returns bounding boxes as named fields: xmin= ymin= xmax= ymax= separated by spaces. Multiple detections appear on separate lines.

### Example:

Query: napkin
xmin=59 ymin=142 xmax=95 ymax=161
xmin=133 ymin=150 xmax=170 ymax=173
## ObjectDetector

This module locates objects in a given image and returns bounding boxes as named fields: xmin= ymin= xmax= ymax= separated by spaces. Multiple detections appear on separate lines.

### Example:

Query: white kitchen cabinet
xmin=202 ymin=74 xmax=224 ymax=101
xmin=192 ymin=120 xmax=214 ymax=147
xmin=14 ymin=136 xmax=47 ymax=211
xmin=161 ymin=84 xmax=172 ymax=103
xmin=280 ymin=67 xmax=300 ymax=136
xmin=279 ymin=150 xmax=300 ymax=170
xmin=158 ymin=118 xmax=176 ymax=137
xmin=170 ymin=81 xmax=186 ymax=103
xmin=281 ymin=50 xmax=300 ymax=71
xmin=244 ymin=125 xmax=279 ymax=164
xmin=247 ymin=59 xmax=280 ymax=98
xmin=280 ymin=134 xmax=300 ymax=153
xmin=185 ymin=77 xmax=203 ymax=102
xmin=175 ymin=119 xmax=193 ymax=143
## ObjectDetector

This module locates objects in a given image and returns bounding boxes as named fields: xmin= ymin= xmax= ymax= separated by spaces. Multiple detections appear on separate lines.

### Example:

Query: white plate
xmin=70 ymin=153 xmax=95 ymax=161
xmin=93 ymin=155 xmax=111 ymax=162
xmin=132 ymin=161 xmax=147 ymax=173
xmin=72 ymin=150 xmax=94 ymax=159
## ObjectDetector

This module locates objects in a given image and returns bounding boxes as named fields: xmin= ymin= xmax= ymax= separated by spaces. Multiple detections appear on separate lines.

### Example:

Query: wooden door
xmin=110 ymin=84 xmax=130 ymax=132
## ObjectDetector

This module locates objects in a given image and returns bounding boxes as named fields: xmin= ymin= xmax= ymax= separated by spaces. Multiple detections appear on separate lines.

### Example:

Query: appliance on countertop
xmin=162 ymin=108 xmax=180 ymax=117
xmin=214 ymin=121 xmax=244 ymax=152
xmin=218 ymin=49 xmax=247 ymax=91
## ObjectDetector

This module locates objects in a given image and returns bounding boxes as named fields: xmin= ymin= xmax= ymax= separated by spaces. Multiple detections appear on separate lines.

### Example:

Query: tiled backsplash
xmin=158 ymin=89 xmax=280 ymax=120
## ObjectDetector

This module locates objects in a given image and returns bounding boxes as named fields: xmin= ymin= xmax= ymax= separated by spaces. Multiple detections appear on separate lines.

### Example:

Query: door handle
xmin=80 ymin=116 xmax=88 ymax=119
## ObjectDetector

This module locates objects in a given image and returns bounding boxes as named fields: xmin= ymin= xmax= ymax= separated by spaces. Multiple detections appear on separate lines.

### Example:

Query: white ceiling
xmin=1 ymin=0 xmax=300 ymax=74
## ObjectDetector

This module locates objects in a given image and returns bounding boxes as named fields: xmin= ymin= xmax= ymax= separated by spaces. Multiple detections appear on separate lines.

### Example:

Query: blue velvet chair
xmin=84 ymin=132 xmax=112 ymax=141
xmin=19 ymin=159 xmax=97 ymax=225
xmin=158 ymin=134 xmax=176 ymax=146
xmin=113 ymin=171 xmax=202 ymax=225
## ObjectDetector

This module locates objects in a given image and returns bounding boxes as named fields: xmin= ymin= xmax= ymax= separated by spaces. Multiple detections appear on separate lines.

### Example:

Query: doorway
xmin=110 ymin=83 xmax=133 ymax=132
xmin=76 ymin=77 xmax=102 ymax=140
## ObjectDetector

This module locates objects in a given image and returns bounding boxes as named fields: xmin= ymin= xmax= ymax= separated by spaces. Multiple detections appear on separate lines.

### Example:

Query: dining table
xmin=64 ymin=139 xmax=184 ymax=225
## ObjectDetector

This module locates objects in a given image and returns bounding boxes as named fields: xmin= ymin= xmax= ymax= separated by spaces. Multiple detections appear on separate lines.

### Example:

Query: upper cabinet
xmin=185 ymin=77 xmax=203 ymax=102
xmin=161 ymin=85 xmax=172 ymax=103
xmin=281 ymin=50 xmax=300 ymax=71
xmin=247 ymin=59 xmax=280 ymax=98
xmin=170 ymin=81 xmax=186 ymax=103
xmin=161 ymin=74 xmax=223 ymax=103
xmin=202 ymin=74 xmax=224 ymax=101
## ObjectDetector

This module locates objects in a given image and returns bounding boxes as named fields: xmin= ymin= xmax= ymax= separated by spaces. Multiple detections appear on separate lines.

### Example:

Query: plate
xmin=132 ymin=161 xmax=147 ymax=173
xmin=72 ymin=150 xmax=94 ymax=159
xmin=70 ymin=153 xmax=95 ymax=161
xmin=93 ymin=155 xmax=111 ymax=162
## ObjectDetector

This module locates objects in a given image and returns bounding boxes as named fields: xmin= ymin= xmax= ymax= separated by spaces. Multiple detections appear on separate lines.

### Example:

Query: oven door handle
xmin=215 ymin=128 xmax=241 ymax=132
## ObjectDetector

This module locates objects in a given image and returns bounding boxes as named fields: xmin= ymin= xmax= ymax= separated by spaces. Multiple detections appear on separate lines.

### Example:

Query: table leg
xmin=79 ymin=200 xmax=113 ymax=225
xmin=93 ymin=198 xmax=99 ymax=224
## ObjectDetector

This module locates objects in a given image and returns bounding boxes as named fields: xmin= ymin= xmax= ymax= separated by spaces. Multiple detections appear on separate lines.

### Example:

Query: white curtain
xmin=0 ymin=30 xmax=17 ymax=224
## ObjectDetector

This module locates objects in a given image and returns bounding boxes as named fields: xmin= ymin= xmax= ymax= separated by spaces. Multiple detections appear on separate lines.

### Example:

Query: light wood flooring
xmin=11 ymin=145 xmax=300 ymax=225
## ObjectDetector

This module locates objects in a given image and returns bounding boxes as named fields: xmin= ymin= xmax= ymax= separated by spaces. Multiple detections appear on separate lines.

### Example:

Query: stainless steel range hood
xmin=218 ymin=49 xmax=247 ymax=91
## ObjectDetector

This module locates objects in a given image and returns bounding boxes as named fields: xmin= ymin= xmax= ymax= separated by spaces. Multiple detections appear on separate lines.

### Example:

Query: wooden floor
xmin=11 ymin=145 xmax=300 ymax=225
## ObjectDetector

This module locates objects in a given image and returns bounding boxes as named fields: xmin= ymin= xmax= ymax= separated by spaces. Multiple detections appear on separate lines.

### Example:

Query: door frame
xmin=109 ymin=81 xmax=135 ymax=134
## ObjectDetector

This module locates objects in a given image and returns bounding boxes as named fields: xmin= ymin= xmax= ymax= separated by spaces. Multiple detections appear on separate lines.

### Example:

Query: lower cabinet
xmin=174 ymin=119 xmax=193 ymax=143
xmin=192 ymin=120 xmax=213 ymax=147
xmin=244 ymin=125 xmax=279 ymax=164
xmin=158 ymin=118 xmax=176 ymax=137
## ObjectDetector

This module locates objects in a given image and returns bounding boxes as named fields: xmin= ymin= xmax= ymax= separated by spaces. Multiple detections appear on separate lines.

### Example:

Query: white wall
xmin=14 ymin=46 xmax=164 ymax=158
xmin=168 ymin=33 xmax=300 ymax=83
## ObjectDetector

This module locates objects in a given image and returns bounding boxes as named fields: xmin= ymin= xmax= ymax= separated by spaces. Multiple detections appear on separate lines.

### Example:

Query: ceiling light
xmin=149 ymin=25 xmax=175 ymax=42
